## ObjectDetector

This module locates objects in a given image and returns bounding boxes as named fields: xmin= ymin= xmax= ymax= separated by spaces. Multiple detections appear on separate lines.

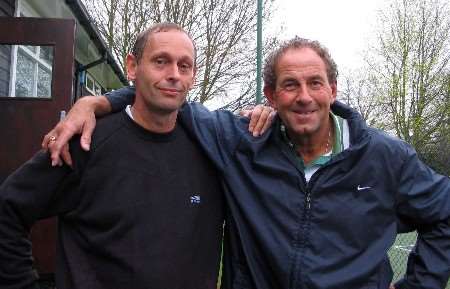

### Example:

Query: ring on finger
xmin=49 ymin=135 xmax=57 ymax=142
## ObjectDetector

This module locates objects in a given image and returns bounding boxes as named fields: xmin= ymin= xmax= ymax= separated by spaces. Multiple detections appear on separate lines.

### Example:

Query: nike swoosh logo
xmin=357 ymin=185 xmax=371 ymax=191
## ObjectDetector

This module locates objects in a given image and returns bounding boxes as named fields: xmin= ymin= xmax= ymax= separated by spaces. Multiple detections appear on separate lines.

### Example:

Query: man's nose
xmin=295 ymin=85 xmax=312 ymax=103
xmin=167 ymin=63 xmax=180 ymax=80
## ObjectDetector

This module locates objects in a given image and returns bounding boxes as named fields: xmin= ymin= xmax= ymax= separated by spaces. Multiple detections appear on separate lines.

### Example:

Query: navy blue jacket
xmin=107 ymin=88 xmax=450 ymax=289
xmin=179 ymin=102 xmax=450 ymax=289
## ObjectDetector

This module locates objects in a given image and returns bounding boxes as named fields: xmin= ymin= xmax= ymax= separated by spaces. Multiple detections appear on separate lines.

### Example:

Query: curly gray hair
xmin=263 ymin=37 xmax=338 ymax=91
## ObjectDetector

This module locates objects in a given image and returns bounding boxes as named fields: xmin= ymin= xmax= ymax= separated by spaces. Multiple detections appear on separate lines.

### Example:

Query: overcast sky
xmin=205 ymin=0 xmax=389 ymax=108
xmin=270 ymin=0 xmax=388 ymax=72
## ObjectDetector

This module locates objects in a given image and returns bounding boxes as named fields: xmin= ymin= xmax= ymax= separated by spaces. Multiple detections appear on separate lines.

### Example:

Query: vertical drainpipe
xmin=256 ymin=0 xmax=263 ymax=104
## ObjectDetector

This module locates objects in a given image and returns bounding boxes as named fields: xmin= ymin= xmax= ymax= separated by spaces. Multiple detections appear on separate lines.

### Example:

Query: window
xmin=2 ymin=0 xmax=54 ymax=98
xmin=12 ymin=45 xmax=53 ymax=97
xmin=85 ymin=73 xmax=103 ymax=95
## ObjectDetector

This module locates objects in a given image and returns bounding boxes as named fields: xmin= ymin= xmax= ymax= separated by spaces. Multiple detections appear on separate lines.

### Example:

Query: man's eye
xmin=310 ymin=80 xmax=323 ymax=89
xmin=154 ymin=58 xmax=167 ymax=65
xmin=283 ymin=82 xmax=297 ymax=91
xmin=179 ymin=63 xmax=191 ymax=72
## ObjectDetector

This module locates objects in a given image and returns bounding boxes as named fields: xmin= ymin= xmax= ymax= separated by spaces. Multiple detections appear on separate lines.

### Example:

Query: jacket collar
xmin=331 ymin=101 xmax=370 ymax=146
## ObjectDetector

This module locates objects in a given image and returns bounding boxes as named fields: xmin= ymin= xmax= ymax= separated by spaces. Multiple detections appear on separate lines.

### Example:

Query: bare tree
xmin=365 ymin=0 xmax=450 ymax=152
xmin=339 ymin=69 xmax=385 ymax=128
xmin=82 ymin=0 xmax=152 ymax=70
xmin=81 ymin=0 xmax=278 ymax=110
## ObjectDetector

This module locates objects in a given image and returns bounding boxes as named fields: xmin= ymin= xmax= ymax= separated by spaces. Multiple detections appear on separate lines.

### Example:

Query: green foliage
xmin=344 ymin=0 xmax=450 ymax=172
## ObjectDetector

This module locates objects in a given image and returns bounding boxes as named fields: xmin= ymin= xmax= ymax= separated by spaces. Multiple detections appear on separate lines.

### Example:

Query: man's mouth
xmin=159 ymin=88 xmax=181 ymax=93
xmin=295 ymin=109 xmax=317 ymax=115
xmin=158 ymin=87 xmax=183 ymax=96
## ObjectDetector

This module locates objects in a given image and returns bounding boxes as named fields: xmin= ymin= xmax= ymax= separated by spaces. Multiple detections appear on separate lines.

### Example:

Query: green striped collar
xmin=280 ymin=112 xmax=345 ymax=171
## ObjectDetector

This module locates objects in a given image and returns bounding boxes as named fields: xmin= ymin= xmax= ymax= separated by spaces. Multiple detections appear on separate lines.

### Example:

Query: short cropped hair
xmin=131 ymin=22 xmax=197 ymax=65
xmin=263 ymin=37 xmax=338 ymax=91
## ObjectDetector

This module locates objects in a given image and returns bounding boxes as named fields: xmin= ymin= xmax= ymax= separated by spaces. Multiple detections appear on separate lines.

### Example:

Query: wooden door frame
xmin=0 ymin=16 xmax=75 ymax=104
xmin=0 ymin=17 xmax=76 ymax=278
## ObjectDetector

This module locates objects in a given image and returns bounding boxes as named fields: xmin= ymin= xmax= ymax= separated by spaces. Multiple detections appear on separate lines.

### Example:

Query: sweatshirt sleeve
xmin=0 ymin=141 xmax=86 ymax=289
xmin=105 ymin=86 xmax=136 ymax=113
xmin=394 ymin=144 xmax=450 ymax=289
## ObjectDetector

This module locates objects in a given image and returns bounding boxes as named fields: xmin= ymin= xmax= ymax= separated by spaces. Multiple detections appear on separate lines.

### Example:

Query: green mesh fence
xmin=388 ymin=232 xmax=450 ymax=288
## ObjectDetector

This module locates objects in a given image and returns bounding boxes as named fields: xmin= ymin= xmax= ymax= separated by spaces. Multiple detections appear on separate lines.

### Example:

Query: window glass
xmin=15 ymin=50 xmax=34 ymax=97
xmin=1 ymin=44 xmax=54 ymax=98
xmin=86 ymin=75 xmax=94 ymax=91
xmin=85 ymin=73 xmax=104 ymax=96
xmin=39 ymin=46 xmax=53 ymax=66
xmin=37 ymin=65 xmax=51 ymax=97
xmin=94 ymin=82 xmax=102 ymax=95
xmin=23 ymin=45 xmax=37 ymax=53
xmin=0 ymin=45 xmax=11 ymax=96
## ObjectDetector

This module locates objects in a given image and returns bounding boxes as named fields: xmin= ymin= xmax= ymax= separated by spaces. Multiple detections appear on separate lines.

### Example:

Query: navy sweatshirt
xmin=0 ymin=111 xmax=224 ymax=289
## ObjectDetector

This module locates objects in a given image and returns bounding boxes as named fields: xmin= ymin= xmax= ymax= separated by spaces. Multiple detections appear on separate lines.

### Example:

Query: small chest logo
xmin=190 ymin=195 xmax=201 ymax=204
xmin=357 ymin=185 xmax=371 ymax=191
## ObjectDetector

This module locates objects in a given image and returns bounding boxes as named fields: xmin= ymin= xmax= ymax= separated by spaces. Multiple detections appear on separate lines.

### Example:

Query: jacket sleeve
xmin=105 ymin=86 xmax=136 ymax=113
xmin=178 ymin=102 xmax=247 ymax=172
xmin=394 ymin=144 xmax=450 ymax=289
xmin=0 ymin=142 xmax=86 ymax=289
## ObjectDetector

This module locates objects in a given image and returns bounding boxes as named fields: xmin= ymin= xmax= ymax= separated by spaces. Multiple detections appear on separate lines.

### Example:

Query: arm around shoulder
xmin=42 ymin=95 xmax=112 ymax=166
xmin=178 ymin=103 xmax=247 ymax=170
xmin=105 ymin=86 xmax=136 ymax=113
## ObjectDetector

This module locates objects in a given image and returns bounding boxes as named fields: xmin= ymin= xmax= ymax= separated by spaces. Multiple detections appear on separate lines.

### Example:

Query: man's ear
xmin=126 ymin=54 xmax=137 ymax=81
xmin=264 ymin=86 xmax=277 ymax=109
xmin=330 ymin=81 xmax=337 ymax=104
xmin=189 ymin=67 xmax=197 ymax=90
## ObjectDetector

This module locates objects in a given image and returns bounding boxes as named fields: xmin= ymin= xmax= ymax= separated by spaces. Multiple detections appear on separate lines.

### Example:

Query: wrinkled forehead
xmin=146 ymin=29 xmax=196 ymax=62
xmin=275 ymin=48 xmax=327 ymax=74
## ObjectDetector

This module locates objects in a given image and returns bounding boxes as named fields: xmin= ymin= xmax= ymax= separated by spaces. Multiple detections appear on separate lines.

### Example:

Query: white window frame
xmin=8 ymin=0 xmax=53 ymax=98
xmin=85 ymin=72 xmax=104 ymax=96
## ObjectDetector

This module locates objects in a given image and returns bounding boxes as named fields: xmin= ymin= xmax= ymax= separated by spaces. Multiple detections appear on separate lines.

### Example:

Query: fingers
xmin=260 ymin=110 xmax=277 ymax=136
xmin=43 ymin=129 xmax=63 ymax=166
xmin=80 ymin=116 xmax=96 ymax=151
xmin=60 ymin=144 xmax=73 ymax=168
xmin=42 ymin=129 xmax=58 ymax=150
xmin=239 ymin=105 xmax=255 ymax=118
xmin=249 ymin=105 xmax=276 ymax=137
xmin=248 ymin=105 xmax=264 ymax=134
xmin=239 ymin=109 xmax=252 ymax=118
xmin=41 ymin=98 xmax=98 ymax=166
xmin=251 ymin=106 xmax=270 ymax=137
xmin=48 ymin=122 xmax=78 ymax=166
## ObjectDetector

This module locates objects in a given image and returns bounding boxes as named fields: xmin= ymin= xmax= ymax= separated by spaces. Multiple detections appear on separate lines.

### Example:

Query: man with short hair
xmin=43 ymin=37 xmax=450 ymax=288
xmin=0 ymin=23 xmax=225 ymax=289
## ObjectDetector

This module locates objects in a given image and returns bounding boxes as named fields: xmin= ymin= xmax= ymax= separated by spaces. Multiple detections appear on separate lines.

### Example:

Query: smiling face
xmin=127 ymin=29 xmax=196 ymax=116
xmin=265 ymin=47 xmax=337 ymax=139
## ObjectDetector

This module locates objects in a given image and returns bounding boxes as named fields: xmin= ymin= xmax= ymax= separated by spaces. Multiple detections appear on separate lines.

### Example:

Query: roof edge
xmin=65 ymin=0 xmax=128 ymax=86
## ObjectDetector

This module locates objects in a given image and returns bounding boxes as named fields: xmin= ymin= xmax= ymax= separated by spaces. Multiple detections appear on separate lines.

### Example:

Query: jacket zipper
xmin=296 ymin=170 xmax=324 ymax=289
xmin=306 ymin=192 xmax=311 ymax=210
xmin=293 ymin=174 xmax=312 ymax=289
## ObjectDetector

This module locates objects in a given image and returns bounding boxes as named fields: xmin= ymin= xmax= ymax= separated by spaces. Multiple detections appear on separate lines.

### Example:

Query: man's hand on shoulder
xmin=239 ymin=104 xmax=277 ymax=137
xmin=42 ymin=95 xmax=111 ymax=167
